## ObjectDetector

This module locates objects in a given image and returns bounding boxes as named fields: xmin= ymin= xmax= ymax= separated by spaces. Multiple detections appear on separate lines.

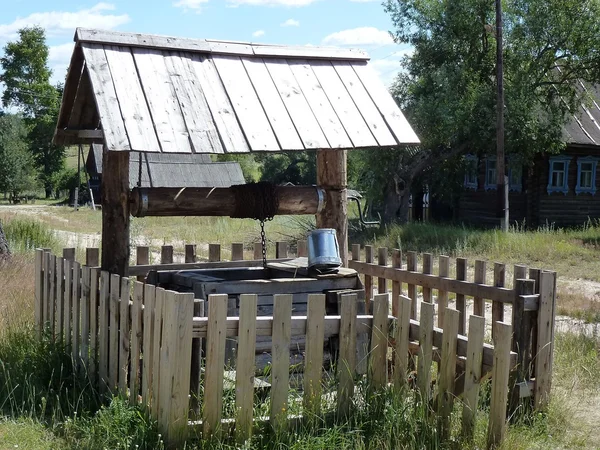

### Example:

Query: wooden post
xmin=391 ymin=250 xmax=402 ymax=317
xmin=136 ymin=246 xmax=149 ymax=282
xmin=316 ymin=148 xmax=348 ymax=266
xmin=101 ymin=149 xmax=130 ymax=276
xmin=161 ymin=245 xmax=173 ymax=264
xmin=510 ymin=278 xmax=534 ymax=413
xmin=209 ymin=244 xmax=221 ymax=262
xmin=63 ymin=248 xmax=76 ymax=262
xmin=276 ymin=241 xmax=288 ymax=259
xmin=377 ymin=247 xmax=387 ymax=294
xmin=185 ymin=244 xmax=197 ymax=263
xmin=474 ymin=260 xmax=487 ymax=317
xmin=230 ymin=243 xmax=243 ymax=261
xmin=487 ymin=321 xmax=512 ymax=449
xmin=86 ymin=248 xmax=99 ymax=266
xmin=456 ymin=258 xmax=467 ymax=335
xmin=297 ymin=240 xmax=308 ymax=258
xmin=492 ymin=263 xmax=505 ymax=338
xmin=534 ymin=271 xmax=556 ymax=409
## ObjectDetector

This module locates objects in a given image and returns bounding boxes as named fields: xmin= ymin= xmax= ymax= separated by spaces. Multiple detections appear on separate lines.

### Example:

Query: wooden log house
xmin=53 ymin=28 xmax=420 ymax=275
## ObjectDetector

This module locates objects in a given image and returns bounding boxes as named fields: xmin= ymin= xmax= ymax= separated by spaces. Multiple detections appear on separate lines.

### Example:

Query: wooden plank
xmin=270 ymin=294 xmax=293 ymax=430
xmin=104 ymin=45 xmax=161 ymax=152
xmin=235 ymin=294 xmax=258 ymax=444
xmin=71 ymin=261 xmax=81 ymax=364
xmin=349 ymin=260 xmax=518 ymax=306
xmin=422 ymin=253 xmax=433 ymax=303
xmin=393 ymin=295 xmax=411 ymax=389
xmin=109 ymin=273 xmax=121 ymax=392
xmin=513 ymin=265 xmax=527 ymax=289
xmin=212 ymin=55 xmax=279 ymax=151
xmin=462 ymin=314 xmax=485 ymax=438
xmin=369 ymin=293 xmax=389 ymax=391
xmin=49 ymin=254 xmax=56 ymax=338
xmin=303 ymin=294 xmax=326 ymax=418
xmin=337 ymin=293 xmax=357 ymax=419
xmin=528 ymin=268 xmax=541 ymax=379
xmin=132 ymin=48 xmax=193 ymax=153
xmin=298 ymin=240 xmax=308 ymax=258
xmin=80 ymin=43 xmax=130 ymax=150
xmin=534 ymin=271 xmax=556 ymax=410
xmin=42 ymin=251 xmax=50 ymax=329
xmin=253 ymin=243 xmax=262 ymax=261
xmin=165 ymin=53 xmax=224 ymax=154
xmin=289 ymin=60 xmax=352 ymax=148
xmin=128 ymin=257 xmax=295 ymax=276
xmin=119 ymin=277 xmax=131 ymax=394
xmin=351 ymin=62 xmax=420 ymax=145
xmin=158 ymin=292 xmax=177 ymax=437
xmin=512 ymin=279 xmax=534 ymax=377
xmin=391 ymin=250 xmax=402 ymax=316
xmin=136 ymin=246 xmax=149 ymax=282
xmin=364 ymin=245 xmax=374 ymax=312
xmin=332 ymin=61 xmax=397 ymax=146
xmin=56 ymin=43 xmax=84 ymax=132
xmin=241 ymin=57 xmax=304 ymax=150
xmin=63 ymin=248 xmax=76 ymax=262
xmin=417 ymin=301 xmax=434 ymax=401
xmin=310 ymin=61 xmax=378 ymax=147
xmin=151 ymin=288 xmax=166 ymax=420
xmin=184 ymin=244 xmax=197 ymax=263
xmin=130 ymin=282 xmax=143 ymax=404
xmin=438 ymin=308 xmax=459 ymax=440
xmin=56 ymin=257 xmax=64 ymax=341
xmin=438 ymin=256 xmax=449 ymax=328
xmin=487 ymin=321 xmax=512 ymax=450
xmin=142 ymin=284 xmax=156 ymax=409
xmin=252 ymin=44 xmax=368 ymax=60
xmin=474 ymin=260 xmax=486 ymax=317
xmin=264 ymin=59 xmax=329 ymax=149
xmin=80 ymin=266 xmax=91 ymax=369
xmin=406 ymin=251 xmax=417 ymax=319
xmin=275 ymin=242 xmax=288 ymax=259
xmin=209 ymin=244 xmax=221 ymax=262
xmin=34 ymin=250 xmax=44 ymax=337
xmin=86 ymin=248 xmax=100 ymax=267
xmin=189 ymin=54 xmax=250 ymax=153
xmin=456 ymin=258 xmax=467 ymax=335
xmin=89 ymin=268 xmax=100 ymax=384
xmin=377 ymin=247 xmax=388 ymax=294
xmin=492 ymin=263 xmax=505 ymax=338
xmin=64 ymin=259 xmax=72 ymax=347
xmin=203 ymin=294 xmax=228 ymax=438
xmin=98 ymin=271 xmax=110 ymax=393
xmin=231 ymin=243 xmax=243 ymax=261
xmin=161 ymin=245 xmax=174 ymax=264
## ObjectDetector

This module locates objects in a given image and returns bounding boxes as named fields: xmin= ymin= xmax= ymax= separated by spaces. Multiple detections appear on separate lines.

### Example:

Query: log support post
xmin=316 ymin=149 xmax=348 ymax=266
xmin=101 ymin=148 xmax=130 ymax=276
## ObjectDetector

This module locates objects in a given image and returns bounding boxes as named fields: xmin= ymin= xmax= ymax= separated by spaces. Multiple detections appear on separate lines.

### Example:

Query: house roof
xmin=563 ymin=82 xmax=600 ymax=146
xmin=54 ymin=28 xmax=420 ymax=153
xmin=86 ymin=143 xmax=245 ymax=188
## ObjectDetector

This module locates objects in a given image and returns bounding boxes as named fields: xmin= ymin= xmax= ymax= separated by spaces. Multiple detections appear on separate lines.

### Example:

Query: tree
xmin=0 ymin=113 xmax=36 ymax=200
xmin=374 ymin=0 xmax=600 ymax=222
xmin=0 ymin=27 xmax=64 ymax=197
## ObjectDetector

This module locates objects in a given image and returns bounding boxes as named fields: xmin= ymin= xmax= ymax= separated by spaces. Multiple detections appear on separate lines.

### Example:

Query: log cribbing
xmin=130 ymin=185 xmax=325 ymax=217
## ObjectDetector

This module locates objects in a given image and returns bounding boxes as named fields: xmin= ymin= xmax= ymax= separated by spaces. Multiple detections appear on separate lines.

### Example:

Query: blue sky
xmin=0 ymin=0 xmax=412 ymax=89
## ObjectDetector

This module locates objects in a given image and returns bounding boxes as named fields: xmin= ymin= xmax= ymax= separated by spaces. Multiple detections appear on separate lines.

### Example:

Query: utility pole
xmin=496 ymin=0 xmax=509 ymax=231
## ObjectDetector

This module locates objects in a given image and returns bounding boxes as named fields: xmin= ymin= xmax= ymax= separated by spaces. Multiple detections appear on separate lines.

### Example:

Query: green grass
xmin=1 ymin=216 xmax=63 ymax=254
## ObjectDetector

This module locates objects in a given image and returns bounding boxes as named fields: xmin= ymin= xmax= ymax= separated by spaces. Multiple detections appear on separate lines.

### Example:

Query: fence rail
xmin=33 ymin=243 xmax=556 ymax=449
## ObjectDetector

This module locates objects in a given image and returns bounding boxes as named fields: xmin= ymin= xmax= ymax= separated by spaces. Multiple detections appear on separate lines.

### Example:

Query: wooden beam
xmin=316 ymin=149 xmax=348 ymax=266
xmin=101 ymin=148 xmax=130 ymax=276
xmin=56 ymin=129 xmax=103 ymax=139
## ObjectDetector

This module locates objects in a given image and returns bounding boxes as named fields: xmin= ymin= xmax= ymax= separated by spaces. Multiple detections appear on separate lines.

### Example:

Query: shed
xmin=53 ymin=28 xmax=420 ymax=275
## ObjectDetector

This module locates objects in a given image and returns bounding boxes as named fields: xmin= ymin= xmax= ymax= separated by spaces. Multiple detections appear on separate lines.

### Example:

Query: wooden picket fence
xmin=33 ymin=242 xmax=556 ymax=449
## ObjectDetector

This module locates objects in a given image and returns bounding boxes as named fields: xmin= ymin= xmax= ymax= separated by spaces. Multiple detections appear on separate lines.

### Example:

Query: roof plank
xmin=164 ymin=53 xmax=225 ymax=154
xmin=133 ymin=48 xmax=193 ymax=153
xmin=213 ymin=55 xmax=280 ymax=151
xmin=264 ymin=58 xmax=330 ymax=149
xmin=189 ymin=54 xmax=250 ymax=153
xmin=56 ymin=43 xmax=83 ymax=141
xmin=352 ymin=62 xmax=420 ymax=145
xmin=104 ymin=46 xmax=161 ymax=152
xmin=310 ymin=61 xmax=377 ymax=148
xmin=81 ymin=43 xmax=131 ymax=150
xmin=333 ymin=61 xmax=397 ymax=146
xmin=289 ymin=60 xmax=353 ymax=148
xmin=242 ymin=57 xmax=304 ymax=150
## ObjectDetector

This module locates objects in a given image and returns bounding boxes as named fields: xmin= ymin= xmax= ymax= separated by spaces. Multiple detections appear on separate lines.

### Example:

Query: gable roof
xmin=563 ymin=82 xmax=600 ymax=146
xmin=54 ymin=28 xmax=420 ymax=153
xmin=86 ymin=143 xmax=245 ymax=188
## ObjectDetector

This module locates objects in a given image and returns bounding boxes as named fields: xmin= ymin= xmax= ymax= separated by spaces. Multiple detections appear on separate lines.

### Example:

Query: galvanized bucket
xmin=307 ymin=228 xmax=342 ymax=272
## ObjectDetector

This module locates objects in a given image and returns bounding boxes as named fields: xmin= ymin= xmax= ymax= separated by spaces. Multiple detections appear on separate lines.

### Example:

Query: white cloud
xmin=0 ymin=3 xmax=130 ymax=39
xmin=173 ymin=0 xmax=209 ymax=13
xmin=322 ymin=27 xmax=394 ymax=46
xmin=369 ymin=48 xmax=414 ymax=87
xmin=349 ymin=0 xmax=379 ymax=2
xmin=228 ymin=0 xmax=317 ymax=6
xmin=281 ymin=18 xmax=300 ymax=27
xmin=48 ymin=42 xmax=74 ymax=84
xmin=252 ymin=30 xmax=265 ymax=37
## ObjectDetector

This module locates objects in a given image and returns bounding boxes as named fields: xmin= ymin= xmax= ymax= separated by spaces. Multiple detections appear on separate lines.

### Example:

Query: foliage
xmin=214 ymin=153 xmax=262 ymax=182
xmin=257 ymin=151 xmax=317 ymax=185
xmin=0 ymin=113 xmax=37 ymax=198
xmin=2 ymin=216 xmax=60 ymax=253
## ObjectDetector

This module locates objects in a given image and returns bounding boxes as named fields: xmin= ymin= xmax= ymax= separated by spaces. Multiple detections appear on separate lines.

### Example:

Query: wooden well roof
xmin=54 ymin=28 xmax=420 ymax=153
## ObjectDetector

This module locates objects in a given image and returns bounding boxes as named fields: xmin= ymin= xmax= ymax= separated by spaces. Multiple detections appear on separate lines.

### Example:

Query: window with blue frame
xmin=464 ymin=154 xmax=478 ymax=189
xmin=484 ymin=158 xmax=496 ymax=190
xmin=576 ymin=156 xmax=598 ymax=195
xmin=547 ymin=156 xmax=571 ymax=194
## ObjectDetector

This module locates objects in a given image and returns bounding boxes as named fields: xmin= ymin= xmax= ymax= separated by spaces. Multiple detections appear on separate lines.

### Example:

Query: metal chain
xmin=260 ymin=219 xmax=267 ymax=268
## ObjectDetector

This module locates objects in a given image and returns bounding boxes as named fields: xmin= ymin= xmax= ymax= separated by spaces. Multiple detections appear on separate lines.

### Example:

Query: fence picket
xmin=119 ymin=277 xmax=131 ymax=394
xmin=109 ymin=273 xmax=121 ymax=392
xmin=71 ymin=261 xmax=81 ymax=364
xmin=422 ymin=253 xmax=433 ymax=303
xmin=99 ymin=271 xmax=110 ymax=393
xmin=393 ymin=295 xmax=411 ymax=389
xmin=231 ymin=243 xmax=244 ymax=261
xmin=186 ymin=244 xmax=197 ymax=263
xmin=35 ymin=250 xmax=44 ymax=337
xmin=56 ymin=257 xmax=64 ymax=341
xmin=407 ymin=251 xmax=417 ymax=319
xmin=534 ymin=271 xmax=556 ymax=409
xmin=81 ymin=266 xmax=91 ymax=369
xmin=63 ymin=248 xmax=76 ymax=262
xmin=86 ymin=247 xmax=99 ymax=266
xmin=235 ymin=294 xmax=258 ymax=444
xmin=203 ymin=293 xmax=228 ymax=438
xmin=438 ymin=256 xmax=449 ymax=328
xmin=49 ymin=254 xmax=56 ymax=338
xmin=487 ymin=321 xmax=512 ymax=449
xmin=42 ymin=251 xmax=50 ymax=328
xmin=151 ymin=288 xmax=166 ymax=420
xmin=161 ymin=245 xmax=174 ymax=264
xmin=492 ymin=263 xmax=505 ymax=338
xmin=369 ymin=293 xmax=389 ymax=391
xmin=364 ymin=246 xmax=374 ymax=312
xmin=130 ymin=281 xmax=144 ymax=405
xmin=298 ymin=240 xmax=308 ymax=258
xmin=391 ymin=250 xmax=402 ymax=316
xmin=276 ymin=241 xmax=288 ymax=259
xmin=337 ymin=292 xmax=357 ymax=419
xmin=456 ymin=258 xmax=467 ymax=335
xmin=142 ymin=284 xmax=156 ymax=409
xmin=304 ymin=294 xmax=326 ymax=419
xmin=270 ymin=294 xmax=292 ymax=430
xmin=378 ymin=247 xmax=387 ymax=294
xmin=462 ymin=314 xmax=485 ymax=438
xmin=89 ymin=268 xmax=100 ymax=384
xmin=137 ymin=246 xmax=150 ymax=282
xmin=438 ymin=308 xmax=459 ymax=440
xmin=418 ymin=302 xmax=434 ymax=400
xmin=64 ymin=259 xmax=72 ymax=346
xmin=209 ymin=243 xmax=221 ymax=262
xmin=474 ymin=260 xmax=486 ymax=317
xmin=253 ymin=242 xmax=262 ymax=260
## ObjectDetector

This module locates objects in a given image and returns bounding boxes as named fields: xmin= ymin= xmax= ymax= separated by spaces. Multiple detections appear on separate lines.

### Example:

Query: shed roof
xmin=54 ymin=28 xmax=420 ymax=153
xmin=86 ymin=143 xmax=245 ymax=188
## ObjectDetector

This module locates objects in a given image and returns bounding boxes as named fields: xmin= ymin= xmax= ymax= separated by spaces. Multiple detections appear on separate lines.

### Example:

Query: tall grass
xmin=1 ymin=216 xmax=61 ymax=254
